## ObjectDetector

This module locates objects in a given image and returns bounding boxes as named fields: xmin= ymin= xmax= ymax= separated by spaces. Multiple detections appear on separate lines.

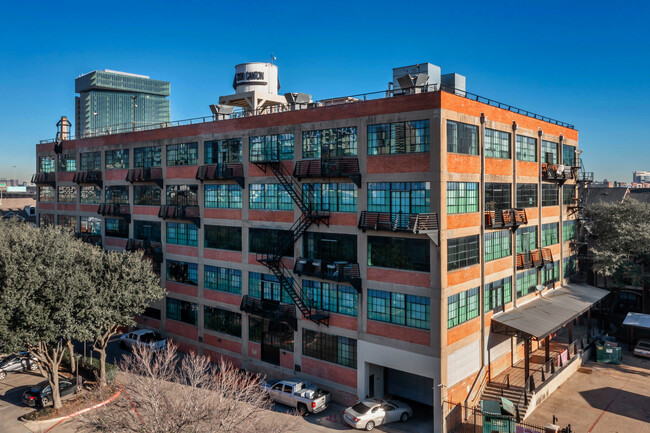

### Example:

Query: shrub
xmin=79 ymin=356 xmax=118 ymax=382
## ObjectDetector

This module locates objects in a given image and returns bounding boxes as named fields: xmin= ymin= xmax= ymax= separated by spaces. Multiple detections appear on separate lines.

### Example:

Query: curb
xmin=20 ymin=386 xmax=122 ymax=432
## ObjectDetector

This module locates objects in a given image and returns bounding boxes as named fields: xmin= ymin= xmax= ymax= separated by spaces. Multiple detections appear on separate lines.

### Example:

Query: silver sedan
xmin=343 ymin=398 xmax=413 ymax=431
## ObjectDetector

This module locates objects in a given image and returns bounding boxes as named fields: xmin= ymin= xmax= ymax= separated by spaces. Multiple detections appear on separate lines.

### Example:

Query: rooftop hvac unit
xmin=396 ymin=73 xmax=430 ymax=94
xmin=209 ymin=104 xmax=236 ymax=117
xmin=285 ymin=92 xmax=312 ymax=104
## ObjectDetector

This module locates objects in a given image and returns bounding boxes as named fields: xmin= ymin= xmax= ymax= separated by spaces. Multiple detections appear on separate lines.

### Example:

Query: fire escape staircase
xmin=253 ymin=159 xmax=330 ymax=325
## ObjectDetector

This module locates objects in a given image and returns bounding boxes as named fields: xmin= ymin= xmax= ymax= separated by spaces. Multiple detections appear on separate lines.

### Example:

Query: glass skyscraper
xmin=75 ymin=70 xmax=170 ymax=138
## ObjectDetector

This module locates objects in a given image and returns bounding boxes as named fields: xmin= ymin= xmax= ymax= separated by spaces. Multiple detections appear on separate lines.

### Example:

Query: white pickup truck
xmin=119 ymin=329 xmax=167 ymax=351
xmin=261 ymin=379 xmax=330 ymax=414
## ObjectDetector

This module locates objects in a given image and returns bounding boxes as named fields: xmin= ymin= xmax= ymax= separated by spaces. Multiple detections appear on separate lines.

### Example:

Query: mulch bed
xmin=22 ymin=383 xmax=119 ymax=421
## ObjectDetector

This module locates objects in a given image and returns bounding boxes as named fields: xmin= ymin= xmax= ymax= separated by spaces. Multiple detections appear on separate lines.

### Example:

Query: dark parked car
xmin=0 ymin=352 xmax=39 ymax=380
xmin=22 ymin=378 xmax=77 ymax=407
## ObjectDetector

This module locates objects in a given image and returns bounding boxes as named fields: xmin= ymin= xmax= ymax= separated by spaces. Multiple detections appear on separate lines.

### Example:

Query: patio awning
xmin=622 ymin=312 xmax=650 ymax=330
xmin=491 ymin=283 xmax=610 ymax=340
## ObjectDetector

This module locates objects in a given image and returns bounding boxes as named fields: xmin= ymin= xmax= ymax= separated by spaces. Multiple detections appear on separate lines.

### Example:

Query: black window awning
xmin=491 ymin=283 xmax=609 ymax=340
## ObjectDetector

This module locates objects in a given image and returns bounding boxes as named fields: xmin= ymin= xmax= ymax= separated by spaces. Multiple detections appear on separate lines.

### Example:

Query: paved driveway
xmin=0 ymin=371 xmax=44 ymax=433
xmin=527 ymin=349 xmax=650 ymax=432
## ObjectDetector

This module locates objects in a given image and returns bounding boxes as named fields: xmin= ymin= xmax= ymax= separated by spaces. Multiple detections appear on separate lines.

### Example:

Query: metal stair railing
xmin=254 ymin=155 xmax=330 ymax=325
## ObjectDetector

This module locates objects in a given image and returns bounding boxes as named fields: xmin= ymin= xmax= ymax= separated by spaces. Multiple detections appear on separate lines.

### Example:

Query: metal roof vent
xmin=396 ymin=73 xmax=429 ymax=94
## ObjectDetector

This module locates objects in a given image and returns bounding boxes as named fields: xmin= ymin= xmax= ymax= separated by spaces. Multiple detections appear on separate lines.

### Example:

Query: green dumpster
xmin=596 ymin=344 xmax=622 ymax=364
xmin=481 ymin=397 xmax=516 ymax=433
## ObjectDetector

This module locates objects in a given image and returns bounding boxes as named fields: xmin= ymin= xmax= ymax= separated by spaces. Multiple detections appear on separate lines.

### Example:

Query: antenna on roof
xmin=270 ymin=53 xmax=276 ymax=65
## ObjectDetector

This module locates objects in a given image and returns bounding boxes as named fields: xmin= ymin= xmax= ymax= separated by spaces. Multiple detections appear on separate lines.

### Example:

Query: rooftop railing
xmin=39 ymin=84 xmax=575 ymax=144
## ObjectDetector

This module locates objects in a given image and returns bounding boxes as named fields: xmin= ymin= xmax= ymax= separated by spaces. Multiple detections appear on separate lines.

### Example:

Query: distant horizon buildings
xmin=75 ymin=69 xmax=170 ymax=138
xmin=633 ymin=170 xmax=650 ymax=184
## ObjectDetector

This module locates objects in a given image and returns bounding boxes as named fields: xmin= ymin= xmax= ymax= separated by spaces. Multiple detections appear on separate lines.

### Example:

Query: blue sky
xmin=0 ymin=0 xmax=648 ymax=182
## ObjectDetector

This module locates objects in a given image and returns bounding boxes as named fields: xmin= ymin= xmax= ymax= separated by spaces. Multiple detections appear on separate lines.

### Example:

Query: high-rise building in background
xmin=75 ymin=70 xmax=170 ymax=138
xmin=633 ymin=170 xmax=650 ymax=183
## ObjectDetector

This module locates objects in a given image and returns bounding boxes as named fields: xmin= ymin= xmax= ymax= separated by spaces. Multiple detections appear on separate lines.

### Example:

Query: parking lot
xmin=527 ymin=349 xmax=650 ymax=432
xmin=0 ymin=370 xmax=48 ymax=433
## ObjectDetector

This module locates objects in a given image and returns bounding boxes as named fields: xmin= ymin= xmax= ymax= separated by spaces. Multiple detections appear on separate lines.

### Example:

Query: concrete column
xmin=524 ymin=338 xmax=530 ymax=385
xmin=480 ymin=113 xmax=486 ymax=367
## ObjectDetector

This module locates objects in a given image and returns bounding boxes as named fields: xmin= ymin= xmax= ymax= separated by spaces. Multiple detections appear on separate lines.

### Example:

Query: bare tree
xmin=78 ymin=342 xmax=298 ymax=433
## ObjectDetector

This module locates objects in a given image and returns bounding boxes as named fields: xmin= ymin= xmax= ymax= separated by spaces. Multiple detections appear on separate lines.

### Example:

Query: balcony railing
xmin=195 ymin=163 xmax=245 ymax=187
xmin=125 ymin=239 xmax=164 ymax=263
xmin=358 ymin=211 xmax=439 ymax=233
xmin=239 ymin=295 xmax=297 ymax=331
xmin=294 ymin=158 xmax=361 ymax=187
xmin=75 ymin=232 xmax=102 ymax=247
xmin=31 ymin=172 xmax=56 ymax=186
xmin=125 ymin=168 xmax=163 ymax=187
xmin=517 ymin=248 xmax=553 ymax=270
xmin=73 ymin=170 xmax=103 ymax=187
xmin=158 ymin=205 xmax=201 ymax=228
xmin=294 ymin=258 xmax=362 ymax=292
xmin=485 ymin=209 xmax=527 ymax=229
xmin=97 ymin=203 xmax=131 ymax=222
xmin=542 ymin=163 xmax=577 ymax=183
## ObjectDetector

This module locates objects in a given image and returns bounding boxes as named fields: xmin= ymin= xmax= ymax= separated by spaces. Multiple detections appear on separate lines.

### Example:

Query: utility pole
xmin=131 ymin=95 xmax=138 ymax=132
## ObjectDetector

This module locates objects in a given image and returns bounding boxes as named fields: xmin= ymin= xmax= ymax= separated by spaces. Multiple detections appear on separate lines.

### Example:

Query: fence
xmin=445 ymin=401 xmax=572 ymax=433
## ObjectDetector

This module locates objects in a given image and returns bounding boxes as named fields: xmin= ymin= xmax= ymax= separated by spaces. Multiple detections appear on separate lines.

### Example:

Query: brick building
xmin=33 ymin=63 xmax=606 ymax=432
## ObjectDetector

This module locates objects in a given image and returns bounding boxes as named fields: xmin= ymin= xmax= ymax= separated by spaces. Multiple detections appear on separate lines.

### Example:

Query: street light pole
xmin=12 ymin=165 xmax=16 ymax=186
xmin=131 ymin=95 xmax=138 ymax=132
xmin=93 ymin=111 xmax=98 ymax=137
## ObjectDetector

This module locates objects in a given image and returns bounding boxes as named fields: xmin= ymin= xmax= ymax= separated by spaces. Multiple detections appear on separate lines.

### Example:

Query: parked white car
xmin=120 ymin=329 xmax=167 ymax=351
xmin=261 ymin=379 xmax=330 ymax=414
xmin=343 ymin=398 xmax=413 ymax=431
xmin=634 ymin=339 xmax=650 ymax=359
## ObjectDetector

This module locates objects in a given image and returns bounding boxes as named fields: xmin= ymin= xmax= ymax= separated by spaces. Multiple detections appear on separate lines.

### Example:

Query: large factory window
xmin=166 ymin=185 xmax=198 ymax=206
xmin=204 ymin=184 xmax=242 ymax=209
xmin=516 ymin=135 xmax=537 ymax=162
xmin=204 ymin=306 xmax=241 ymax=338
xmin=447 ymin=120 xmax=478 ymax=155
xmin=105 ymin=218 xmax=129 ymax=238
xmin=106 ymin=185 xmax=130 ymax=204
xmin=485 ymin=128 xmax=511 ymax=159
xmin=303 ymin=280 xmax=358 ymax=316
xmin=167 ymin=142 xmax=198 ymax=166
xmin=166 ymin=222 xmax=198 ymax=246
xmin=303 ymin=183 xmax=356 ymax=213
xmin=134 ymin=185 xmax=161 ymax=206
xmin=542 ymin=140 xmax=558 ymax=164
xmin=485 ymin=183 xmax=511 ymax=211
xmin=368 ymin=289 xmax=430 ymax=330
xmin=563 ymin=144 xmax=576 ymax=166
xmin=105 ymin=149 xmax=129 ymax=169
xmin=39 ymin=156 xmax=55 ymax=173
xmin=204 ymin=225 xmax=242 ymax=251
xmin=302 ymin=127 xmax=357 ymax=159
xmin=516 ymin=184 xmax=537 ymax=208
xmin=447 ymin=182 xmax=479 ymax=214
xmin=447 ymin=235 xmax=480 ymax=271
xmin=133 ymin=220 xmax=161 ymax=242
xmin=166 ymin=260 xmax=198 ymax=286
xmin=484 ymin=277 xmax=512 ymax=312
xmin=368 ymin=236 xmax=430 ymax=272
xmin=80 ymin=185 xmax=102 ymax=204
xmin=367 ymin=120 xmax=429 ymax=155
xmin=38 ymin=186 xmax=55 ymax=203
xmin=485 ymin=230 xmax=511 ymax=262
xmin=542 ymin=184 xmax=558 ymax=206
xmin=368 ymin=182 xmax=430 ymax=214
xmin=166 ymin=297 xmax=198 ymax=326
xmin=58 ymin=153 xmax=77 ymax=172
xmin=303 ymin=330 xmax=356 ymax=369
xmin=80 ymin=151 xmax=102 ymax=171
xmin=516 ymin=225 xmax=538 ymax=253
xmin=516 ymin=269 xmax=538 ymax=298
xmin=249 ymin=183 xmax=292 ymax=210
xmin=205 ymin=138 xmax=242 ymax=164
xmin=249 ymin=134 xmax=294 ymax=162
xmin=447 ymin=287 xmax=479 ymax=328
xmin=541 ymin=222 xmax=559 ymax=247
xmin=249 ymin=228 xmax=294 ymax=257
xmin=57 ymin=186 xmax=77 ymax=203
xmin=204 ymin=265 xmax=242 ymax=294
xmin=134 ymin=146 xmax=162 ymax=168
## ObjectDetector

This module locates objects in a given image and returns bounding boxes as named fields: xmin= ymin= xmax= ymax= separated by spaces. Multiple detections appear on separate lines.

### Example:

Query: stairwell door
xmin=391 ymin=190 xmax=410 ymax=229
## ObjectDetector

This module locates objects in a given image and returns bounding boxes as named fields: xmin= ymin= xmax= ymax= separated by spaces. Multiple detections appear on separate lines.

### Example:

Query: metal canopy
xmin=491 ymin=283 xmax=609 ymax=340
xmin=622 ymin=312 xmax=650 ymax=330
